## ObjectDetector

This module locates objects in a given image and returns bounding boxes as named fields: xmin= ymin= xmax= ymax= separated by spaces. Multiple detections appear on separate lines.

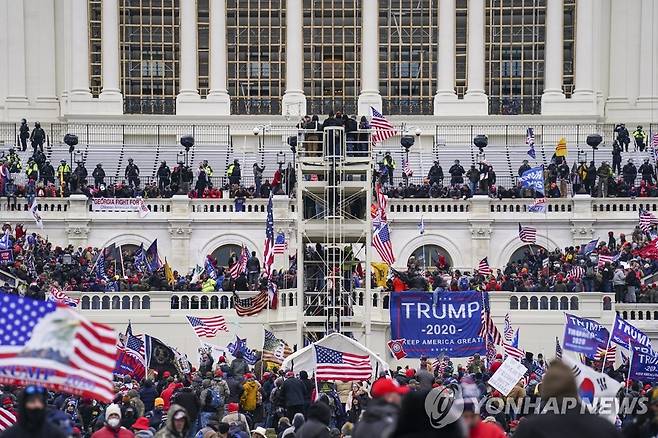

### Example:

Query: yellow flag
xmin=371 ymin=262 xmax=389 ymax=288
xmin=555 ymin=137 xmax=567 ymax=157
xmin=164 ymin=258 xmax=175 ymax=286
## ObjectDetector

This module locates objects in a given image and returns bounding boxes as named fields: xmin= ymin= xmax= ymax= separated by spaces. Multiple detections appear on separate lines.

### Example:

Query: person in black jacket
xmin=29 ymin=122 xmax=46 ymax=153
xmin=638 ymin=158 xmax=655 ymax=184
xmin=41 ymin=160 xmax=55 ymax=185
xmin=1 ymin=386 xmax=66 ymax=438
xmin=246 ymin=252 xmax=261 ymax=286
xmin=125 ymin=158 xmax=140 ymax=188
xmin=622 ymin=159 xmax=637 ymax=186
xmin=92 ymin=163 xmax=105 ymax=187
xmin=294 ymin=400 xmax=331 ymax=438
xmin=427 ymin=161 xmax=444 ymax=186
xmin=172 ymin=385 xmax=200 ymax=434
xmin=139 ymin=379 xmax=158 ymax=413
xmin=612 ymin=141 xmax=623 ymax=175
xmin=157 ymin=161 xmax=171 ymax=193
xmin=281 ymin=372 xmax=307 ymax=419
xmin=298 ymin=371 xmax=315 ymax=415
xmin=195 ymin=165 xmax=208 ymax=198
xmin=448 ymin=160 xmax=465 ymax=185
xmin=19 ymin=119 xmax=29 ymax=151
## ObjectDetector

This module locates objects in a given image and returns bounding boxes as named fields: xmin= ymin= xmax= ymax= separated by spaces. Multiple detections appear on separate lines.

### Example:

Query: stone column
xmin=70 ymin=0 xmax=92 ymax=99
xmin=207 ymin=0 xmax=231 ymax=114
xmin=5 ymin=0 xmax=29 ymax=109
xmin=463 ymin=0 xmax=488 ymax=114
xmin=568 ymin=0 xmax=597 ymax=114
xmin=541 ymin=0 xmax=566 ymax=114
xmin=282 ymin=0 xmax=307 ymax=117
xmin=357 ymin=0 xmax=382 ymax=115
xmin=176 ymin=0 xmax=202 ymax=114
xmin=433 ymin=0 xmax=458 ymax=115
xmin=99 ymin=0 xmax=124 ymax=113
xmin=636 ymin=0 xmax=658 ymax=109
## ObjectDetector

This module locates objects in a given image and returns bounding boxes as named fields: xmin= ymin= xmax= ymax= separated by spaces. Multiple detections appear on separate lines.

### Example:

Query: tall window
xmin=226 ymin=0 xmax=286 ymax=115
xmin=89 ymin=0 xmax=102 ymax=97
xmin=303 ymin=0 xmax=360 ymax=116
xmin=379 ymin=0 xmax=437 ymax=115
xmin=563 ymin=0 xmax=575 ymax=97
xmin=120 ymin=0 xmax=179 ymax=114
xmin=198 ymin=0 xmax=210 ymax=97
xmin=456 ymin=0 xmax=468 ymax=97
xmin=485 ymin=0 xmax=546 ymax=115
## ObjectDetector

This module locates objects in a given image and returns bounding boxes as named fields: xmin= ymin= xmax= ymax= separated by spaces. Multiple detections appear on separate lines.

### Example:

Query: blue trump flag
xmin=520 ymin=166 xmax=544 ymax=194
xmin=563 ymin=313 xmax=609 ymax=356
xmin=629 ymin=344 xmax=658 ymax=383
xmin=227 ymin=336 xmax=258 ymax=365
xmin=610 ymin=314 xmax=655 ymax=352
xmin=389 ymin=291 xmax=485 ymax=358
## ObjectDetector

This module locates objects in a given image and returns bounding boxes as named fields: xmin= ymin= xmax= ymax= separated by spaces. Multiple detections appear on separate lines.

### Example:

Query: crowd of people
xmin=1 ymin=341 xmax=654 ymax=438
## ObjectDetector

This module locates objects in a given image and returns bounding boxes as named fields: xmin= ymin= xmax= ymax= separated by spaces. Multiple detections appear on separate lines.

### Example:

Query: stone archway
xmin=408 ymin=244 xmax=453 ymax=270
xmin=508 ymin=245 xmax=545 ymax=264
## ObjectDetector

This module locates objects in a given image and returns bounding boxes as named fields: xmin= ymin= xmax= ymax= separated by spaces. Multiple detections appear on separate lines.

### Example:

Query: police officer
xmin=449 ymin=159 xmax=465 ymax=185
xmin=29 ymin=121 xmax=46 ymax=153
xmin=427 ymin=160 xmax=444 ymax=186
xmin=614 ymin=123 xmax=630 ymax=152
xmin=92 ymin=163 xmax=105 ymax=187
xmin=125 ymin=158 xmax=140 ymax=188
xmin=57 ymin=159 xmax=71 ymax=192
xmin=622 ymin=159 xmax=637 ymax=186
xmin=611 ymin=140 xmax=623 ymax=174
xmin=639 ymin=158 xmax=655 ymax=184
xmin=7 ymin=148 xmax=21 ymax=173
xmin=72 ymin=161 xmax=88 ymax=192
xmin=19 ymin=119 xmax=29 ymax=152
xmin=25 ymin=158 xmax=39 ymax=181
xmin=201 ymin=160 xmax=214 ymax=187
xmin=633 ymin=125 xmax=648 ymax=152
xmin=227 ymin=159 xmax=241 ymax=185
xmin=383 ymin=152 xmax=396 ymax=185
xmin=157 ymin=161 xmax=171 ymax=193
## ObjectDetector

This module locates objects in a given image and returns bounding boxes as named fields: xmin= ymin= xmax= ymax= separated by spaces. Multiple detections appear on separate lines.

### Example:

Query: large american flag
xmin=186 ymin=315 xmax=228 ymax=338
xmin=403 ymin=160 xmax=413 ymax=177
xmin=263 ymin=194 xmax=275 ymax=277
xmin=479 ymin=293 xmax=502 ymax=345
xmin=116 ymin=334 xmax=146 ymax=381
xmin=595 ymin=345 xmax=617 ymax=364
xmin=518 ymin=223 xmax=537 ymax=244
xmin=370 ymin=107 xmax=397 ymax=144
xmin=375 ymin=182 xmax=388 ymax=223
xmin=0 ymin=408 xmax=15 ymax=431
xmin=478 ymin=257 xmax=492 ymax=275
xmin=0 ymin=294 xmax=117 ymax=402
xmin=639 ymin=209 xmax=658 ymax=233
xmin=262 ymin=329 xmax=292 ymax=366
xmin=568 ymin=266 xmax=585 ymax=280
xmin=234 ymin=290 xmax=269 ymax=317
xmin=373 ymin=222 xmax=395 ymax=265
xmin=652 ymin=132 xmax=658 ymax=149
xmin=273 ymin=232 xmax=288 ymax=255
xmin=597 ymin=254 xmax=614 ymax=267
xmin=314 ymin=345 xmax=372 ymax=381
xmin=229 ymin=246 xmax=249 ymax=279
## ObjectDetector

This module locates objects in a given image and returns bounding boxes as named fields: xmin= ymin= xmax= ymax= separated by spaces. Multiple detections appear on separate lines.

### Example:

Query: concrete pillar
xmin=176 ymin=0 xmax=202 ymax=114
xmin=357 ymin=0 xmax=382 ymax=116
xmin=463 ymin=0 xmax=488 ymax=114
xmin=4 ymin=0 xmax=29 ymax=112
xmin=636 ymin=0 xmax=658 ymax=110
xmin=207 ymin=0 xmax=231 ymax=114
xmin=433 ymin=0 xmax=458 ymax=115
xmin=281 ymin=0 xmax=307 ymax=117
xmin=69 ymin=0 xmax=92 ymax=98
xmin=541 ymin=0 xmax=567 ymax=114
xmin=99 ymin=0 xmax=123 ymax=113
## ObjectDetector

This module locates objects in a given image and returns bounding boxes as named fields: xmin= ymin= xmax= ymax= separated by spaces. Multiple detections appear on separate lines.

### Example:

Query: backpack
xmin=206 ymin=387 xmax=223 ymax=409
xmin=227 ymin=417 xmax=249 ymax=438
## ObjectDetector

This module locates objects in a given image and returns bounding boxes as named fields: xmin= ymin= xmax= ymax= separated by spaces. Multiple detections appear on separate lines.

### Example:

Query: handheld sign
xmin=488 ymin=357 xmax=528 ymax=396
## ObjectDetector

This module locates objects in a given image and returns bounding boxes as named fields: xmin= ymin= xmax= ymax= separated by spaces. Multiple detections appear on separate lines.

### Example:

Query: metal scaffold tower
xmin=295 ymin=126 xmax=373 ymax=347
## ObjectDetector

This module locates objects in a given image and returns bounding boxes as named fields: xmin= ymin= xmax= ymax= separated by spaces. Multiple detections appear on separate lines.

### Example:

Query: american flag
xmin=503 ymin=342 xmax=525 ymax=360
xmin=263 ymin=194 xmax=275 ymax=277
xmin=0 ymin=408 xmax=15 ymax=431
xmin=595 ymin=345 xmax=617 ymax=364
xmin=273 ymin=232 xmax=288 ymax=255
xmin=370 ymin=107 xmax=397 ymax=144
xmin=526 ymin=128 xmax=536 ymax=159
xmin=478 ymin=257 xmax=492 ymax=275
xmin=0 ymin=294 xmax=117 ymax=402
xmin=503 ymin=313 xmax=514 ymax=343
xmin=597 ymin=254 xmax=614 ymax=267
xmin=116 ymin=335 xmax=146 ymax=381
xmin=568 ymin=266 xmax=585 ymax=280
xmin=233 ymin=290 xmax=269 ymax=317
xmin=479 ymin=293 xmax=502 ymax=345
xmin=555 ymin=337 xmax=563 ymax=358
xmin=373 ymin=222 xmax=395 ymax=265
xmin=229 ymin=246 xmax=249 ymax=279
xmin=126 ymin=333 xmax=145 ymax=361
xmin=375 ymin=183 xmax=388 ymax=223
xmin=314 ymin=345 xmax=372 ymax=381
xmin=403 ymin=160 xmax=413 ymax=177
xmin=652 ymin=132 xmax=658 ymax=149
xmin=186 ymin=315 xmax=228 ymax=338
xmin=262 ymin=329 xmax=292 ymax=366
xmin=48 ymin=287 xmax=79 ymax=308
xmin=518 ymin=223 xmax=537 ymax=244
xmin=639 ymin=209 xmax=658 ymax=233
xmin=485 ymin=332 xmax=497 ymax=367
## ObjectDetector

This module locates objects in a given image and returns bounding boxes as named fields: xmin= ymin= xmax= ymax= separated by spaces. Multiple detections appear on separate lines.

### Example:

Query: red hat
xmin=285 ymin=371 xmax=294 ymax=378
xmin=405 ymin=368 xmax=415 ymax=378
xmin=131 ymin=417 xmax=150 ymax=431
xmin=244 ymin=373 xmax=254 ymax=379
xmin=218 ymin=356 xmax=226 ymax=363
xmin=163 ymin=371 xmax=171 ymax=378
xmin=214 ymin=369 xmax=224 ymax=378
xmin=371 ymin=378 xmax=410 ymax=398
xmin=495 ymin=354 xmax=503 ymax=359
xmin=227 ymin=402 xmax=239 ymax=413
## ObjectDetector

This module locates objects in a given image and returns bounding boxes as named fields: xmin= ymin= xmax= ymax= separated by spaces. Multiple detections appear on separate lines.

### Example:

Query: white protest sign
xmin=487 ymin=356 xmax=527 ymax=396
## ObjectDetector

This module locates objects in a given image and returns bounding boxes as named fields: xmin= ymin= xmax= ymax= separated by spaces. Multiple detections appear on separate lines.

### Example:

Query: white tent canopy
xmin=281 ymin=333 xmax=389 ymax=378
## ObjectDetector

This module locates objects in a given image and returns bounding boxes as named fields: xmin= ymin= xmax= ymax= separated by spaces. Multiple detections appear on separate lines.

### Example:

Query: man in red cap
xmin=221 ymin=402 xmax=250 ymax=436
xmin=489 ymin=354 xmax=504 ymax=374
xmin=352 ymin=378 xmax=409 ymax=438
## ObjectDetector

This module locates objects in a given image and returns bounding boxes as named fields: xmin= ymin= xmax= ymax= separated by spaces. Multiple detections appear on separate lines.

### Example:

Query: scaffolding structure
xmin=295 ymin=126 xmax=373 ymax=347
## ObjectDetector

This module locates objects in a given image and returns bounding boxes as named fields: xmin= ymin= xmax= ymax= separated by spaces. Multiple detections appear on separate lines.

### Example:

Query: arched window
xmin=82 ymin=296 xmax=91 ymax=310
xmin=550 ymin=296 xmax=558 ymax=310
xmin=570 ymin=297 xmax=579 ymax=310
xmin=540 ymin=296 xmax=548 ymax=310
xmin=211 ymin=296 xmax=219 ymax=309
xmin=220 ymin=295 xmax=229 ymax=309
xmin=92 ymin=296 xmax=101 ymax=310
xmin=530 ymin=296 xmax=538 ymax=310
xmin=122 ymin=296 xmax=131 ymax=309
xmin=509 ymin=245 xmax=545 ymax=264
xmin=409 ymin=245 xmax=453 ymax=271
xmin=201 ymin=296 xmax=209 ymax=309
xmin=102 ymin=296 xmax=110 ymax=309
xmin=112 ymin=296 xmax=120 ymax=309
xmin=211 ymin=244 xmax=243 ymax=270
xmin=560 ymin=297 xmax=569 ymax=310
xmin=510 ymin=296 xmax=518 ymax=309
xmin=520 ymin=296 xmax=528 ymax=310
xmin=142 ymin=296 xmax=150 ymax=309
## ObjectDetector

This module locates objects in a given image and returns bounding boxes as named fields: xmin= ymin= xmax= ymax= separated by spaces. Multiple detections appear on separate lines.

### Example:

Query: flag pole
xmin=119 ymin=244 xmax=125 ymax=277
xmin=626 ymin=339 xmax=632 ymax=396
xmin=601 ymin=332 xmax=612 ymax=372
